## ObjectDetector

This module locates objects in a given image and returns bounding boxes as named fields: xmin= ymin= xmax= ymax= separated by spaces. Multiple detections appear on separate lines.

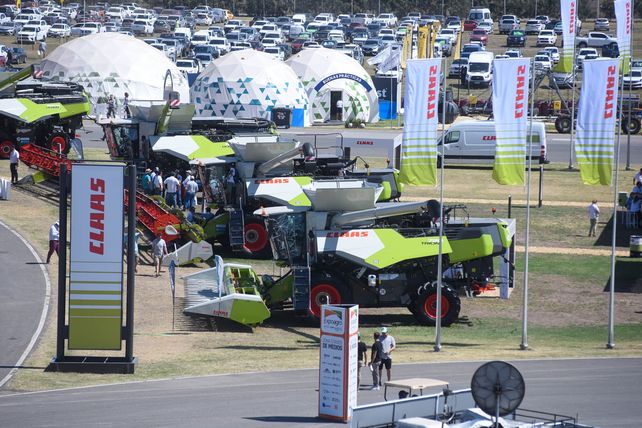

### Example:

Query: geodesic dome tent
xmin=191 ymin=50 xmax=309 ymax=127
xmin=37 ymin=33 xmax=189 ymax=113
xmin=286 ymin=47 xmax=379 ymax=124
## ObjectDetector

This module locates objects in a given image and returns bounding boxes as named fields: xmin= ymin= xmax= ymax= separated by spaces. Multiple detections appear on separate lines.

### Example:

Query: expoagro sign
xmin=69 ymin=164 xmax=125 ymax=350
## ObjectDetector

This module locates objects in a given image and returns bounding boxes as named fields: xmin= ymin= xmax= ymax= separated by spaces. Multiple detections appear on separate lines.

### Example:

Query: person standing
xmin=587 ymin=199 xmax=600 ymax=237
xmin=38 ymin=40 xmax=46 ymax=58
xmin=141 ymin=168 xmax=152 ymax=195
xmin=46 ymin=221 xmax=60 ymax=264
xmin=225 ymin=164 xmax=237 ymax=205
xmin=152 ymin=235 xmax=168 ymax=277
xmin=336 ymin=98 xmax=344 ymax=121
xmin=630 ymin=182 xmax=642 ymax=228
xmin=106 ymin=94 xmax=116 ymax=118
xmin=633 ymin=167 xmax=642 ymax=185
xmin=357 ymin=333 xmax=368 ymax=390
xmin=152 ymin=170 xmax=164 ymax=196
xmin=184 ymin=175 xmax=199 ymax=210
xmin=369 ymin=332 xmax=384 ymax=390
xmin=164 ymin=172 xmax=180 ymax=208
xmin=6 ymin=48 xmax=12 ymax=67
xmin=123 ymin=92 xmax=131 ymax=118
xmin=9 ymin=145 xmax=19 ymax=184
xmin=378 ymin=327 xmax=396 ymax=385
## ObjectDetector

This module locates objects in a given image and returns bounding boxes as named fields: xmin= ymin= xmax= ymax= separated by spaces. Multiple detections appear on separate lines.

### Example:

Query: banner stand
xmin=47 ymin=164 xmax=138 ymax=374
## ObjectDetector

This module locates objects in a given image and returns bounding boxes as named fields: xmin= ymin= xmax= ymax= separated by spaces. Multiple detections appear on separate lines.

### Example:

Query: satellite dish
xmin=471 ymin=361 xmax=525 ymax=426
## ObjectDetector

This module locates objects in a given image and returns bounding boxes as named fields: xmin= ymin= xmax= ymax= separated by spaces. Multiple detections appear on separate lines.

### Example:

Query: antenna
xmin=470 ymin=361 xmax=525 ymax=428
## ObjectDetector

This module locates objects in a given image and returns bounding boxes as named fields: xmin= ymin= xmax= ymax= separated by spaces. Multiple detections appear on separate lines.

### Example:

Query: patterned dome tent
xmin=38 ymin=33 xmax=189 ymax=112
xmin=191 ymin=49 xmax=309 ymax=127
xmin=285 ymin=47 xmax=379 ymax=124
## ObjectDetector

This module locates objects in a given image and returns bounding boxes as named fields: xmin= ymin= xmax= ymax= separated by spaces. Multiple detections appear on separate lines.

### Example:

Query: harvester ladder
xmin=292 ymin=266 xmax=311 ymax=314
xmin=228 ymin=209 xmax=245 ymax=248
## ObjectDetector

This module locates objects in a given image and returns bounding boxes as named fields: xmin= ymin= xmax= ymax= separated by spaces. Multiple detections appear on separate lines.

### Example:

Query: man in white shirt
xmin=46 ymin=221 xmax=60 ymax=264
xmin=377 ymin=327 xmax=396 ymax=385
xmin=9 ymin=146 xmax=19 ymax=184
xmin=336 ymin=98 xmax=344 ymax=121
xmin=152 ymin=235 xmax=168 ymax=277
xmin=164 ymin=172 xmax=180 ymax=209
xmin=633 ymin=168 xmax=642 ymax=185
xmin=152 ymin=170 xmax=163 ymax=196
xmin=184 ymin=176 xmax=199 ymax=210
xmin=587 ymin=199 xmax=600 ymax=237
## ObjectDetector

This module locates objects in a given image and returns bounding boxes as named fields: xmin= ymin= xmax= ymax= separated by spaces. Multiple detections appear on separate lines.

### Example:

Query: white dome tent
xmin=37 ymin=33 xmax=189 ymax=114
xmin=286 ymin=48 xmax=379 ymax=124
xmin=191 ymin=50 xmax=309 ymax=126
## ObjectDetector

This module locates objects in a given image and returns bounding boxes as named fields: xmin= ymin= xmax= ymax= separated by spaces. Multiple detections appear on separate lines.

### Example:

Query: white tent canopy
xmin=38 ymin=33 xmax=189 ymax=114
xmin=286 ymin=47 xmax=379 ymax=124
xmin=191 ymin=49 xmax=309 ymax=126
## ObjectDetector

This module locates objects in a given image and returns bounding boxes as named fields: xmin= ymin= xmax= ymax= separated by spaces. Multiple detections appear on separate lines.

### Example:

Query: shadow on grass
xmin=603 ymin=258 xmax=642 ymax=293
xmin=0 ymin=365 xmax=47 ymax=370
xmin=220 ymin=345 xmax=301 ymax=351
xmin=403 ymin=341 xmax=480 ymax=348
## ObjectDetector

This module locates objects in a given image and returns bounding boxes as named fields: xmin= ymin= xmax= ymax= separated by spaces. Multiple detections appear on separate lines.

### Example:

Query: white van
xmin=466 ymin=51 xmax=494 ymax=87
xmin=437 ymin=120 xmax=549 ymax=165
xmin=468 ymin=8 xmax=493 ymax=25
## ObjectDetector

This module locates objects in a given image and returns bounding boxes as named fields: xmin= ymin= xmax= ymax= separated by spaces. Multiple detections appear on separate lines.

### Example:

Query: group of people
xmin=627 ymin=168 xmax=642 ymax=229
xmin=141 ymin=167 xmax=199 ymax=212
xmin=105 ymin=93 xmax=131 ymax=119
xmin=357 ymin=327 xmax=396 ymax=391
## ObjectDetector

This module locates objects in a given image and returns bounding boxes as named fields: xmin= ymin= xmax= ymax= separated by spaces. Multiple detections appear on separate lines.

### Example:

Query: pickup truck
xmin=576 ymin=31 xmax=617 ymax=48
xmin=16 ymin=25 xmax=46 ymax=43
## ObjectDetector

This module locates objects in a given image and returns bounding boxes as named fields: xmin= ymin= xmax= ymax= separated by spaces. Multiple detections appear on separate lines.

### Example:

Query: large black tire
xmin=308 ymin=274 xmax=349 ymax=319
xmin=412 ymin=284 xmax=461 ymax=326
xmin=622 ymin=117 xmax=641 ymax=135
xmin=555 ymin=116 xmax=572 ymax=134
xmin=47 ymin=131 xmax=71 ymax=154
xmin=243 ymin=216 xmax=272 ymax=258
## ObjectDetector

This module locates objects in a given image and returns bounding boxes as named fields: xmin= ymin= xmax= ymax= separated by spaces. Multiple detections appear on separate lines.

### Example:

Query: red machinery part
xmin=19 ymin=144 xmax=73 ymax=176
xmin=124 ymin=190 xmax=182 ymax=243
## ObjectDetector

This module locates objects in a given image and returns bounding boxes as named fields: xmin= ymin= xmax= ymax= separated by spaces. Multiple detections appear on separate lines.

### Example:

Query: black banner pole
xmin=56 ymin=164 xmax=68 ymax=360
xmin=125 ymin=165 xmax=136 ymax=361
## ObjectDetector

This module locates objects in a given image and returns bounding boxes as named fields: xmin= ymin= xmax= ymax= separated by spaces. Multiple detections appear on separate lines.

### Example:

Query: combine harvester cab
xmin=260 ymin=182 xmax=514 ymax=326
xmin=183 ymin=257 xmax=270 ymax=326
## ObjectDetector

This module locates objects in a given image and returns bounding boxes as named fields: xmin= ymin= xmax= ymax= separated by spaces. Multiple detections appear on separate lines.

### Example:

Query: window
xmin=445 ymin=131 xmax=460 ymax=144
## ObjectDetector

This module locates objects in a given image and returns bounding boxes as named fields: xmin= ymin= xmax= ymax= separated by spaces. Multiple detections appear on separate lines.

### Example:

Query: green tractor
xmin=0 ymin=66 xmax=90 ymax=157
xmin=259 ymin=182 xmax=514 ymax=326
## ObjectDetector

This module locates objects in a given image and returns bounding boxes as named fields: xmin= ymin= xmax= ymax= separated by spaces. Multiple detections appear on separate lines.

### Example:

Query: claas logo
xmin=254 ymin=178 xmax=290 ymax=184
xmin=324 ymin=231 xmax=369 ymax=238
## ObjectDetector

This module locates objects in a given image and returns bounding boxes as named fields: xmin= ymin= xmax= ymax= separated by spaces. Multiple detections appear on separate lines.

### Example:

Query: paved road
xmin=0 ymin=358 xmax=640 ymax=427
xmin=0 ymin=221 xmax=49 ymax=388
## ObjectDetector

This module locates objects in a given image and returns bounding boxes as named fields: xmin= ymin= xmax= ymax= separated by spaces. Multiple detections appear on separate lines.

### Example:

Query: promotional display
xmin=491 ymin=58 xmax=531 ymax=185
xmin=575 ymin=59 xmax=620 ymax=185
xmin=417 ymin=26 xmax=429 ymax=58
xmin=399 ymin=58 xmax=441 ymax=185
xmin=372 ymin=76 xmax=399 ymax=120
xmin=614 ymin=0 xmax=633 ymax=74
xmin=554 ymin=0 xmax=577 ymax=73
xmin=319 ymin=304 xmax=359 ymax=422
xmin=401 ymin=26 xmax=413 ymax=69
xmin=69 ymin=164 xmax=125 ymax=350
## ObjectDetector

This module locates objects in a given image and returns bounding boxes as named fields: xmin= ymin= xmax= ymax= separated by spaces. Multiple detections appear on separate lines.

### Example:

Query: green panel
xmin=189 ymin=136 xmax=235 ymax=160
xmin=378 ymin=181 xmax=392 ymax=201
xmin=263 ymin=274 xmax=293 ymax=307
xmin=68 ymin=317 xmax=122 ymax=350
xmin=230 ymin=298 xmax=271 ymax=326
xmin=366 ymin=230 xmax=452 ymax=269
xmin=17 ymin=97 xmax=90 ymax=123
xmin=448 ymin=235 xmax=495 ymax=264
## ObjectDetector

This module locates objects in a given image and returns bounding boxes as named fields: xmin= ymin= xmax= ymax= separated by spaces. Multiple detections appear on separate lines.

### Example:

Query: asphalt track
xmin=0 ymin=220 xmax=50 ymax=389
xmin=0 ymin=358 xmax=640 ymax=427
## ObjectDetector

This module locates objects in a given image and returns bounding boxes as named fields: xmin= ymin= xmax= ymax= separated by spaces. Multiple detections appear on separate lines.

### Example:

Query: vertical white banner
xmin=554 ymin=0 xmax=577 ymax=73
xmin=614 ymin=0 xmax=633 ymax=74
xmin=491 ymin=58 xmax=531 ymax=185
xmin=575 ymin=59 xmax=620 ymax=185
xmin=399 ymin=58 xmax=441 ymax=185
xmin=69 ymin=164 xmax=125 ymax=350
xmin=319 ymin=304 xmax=358 ymax=422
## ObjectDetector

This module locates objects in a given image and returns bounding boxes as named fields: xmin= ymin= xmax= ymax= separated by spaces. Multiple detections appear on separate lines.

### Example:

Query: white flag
xmin=367 ymin=44 xmax=392 ymax=66
xmin=575 ymin=59 xmax=619 ymax=185
xmin=554 ymin=0 xmax=578 ymax=73
xmin=491 ymin=58 xmax=531 ymax=185
xmin=614 ymin=0 xmax=633 ymax=73
xmin=377 ymin=48 xmax=401 ymax=74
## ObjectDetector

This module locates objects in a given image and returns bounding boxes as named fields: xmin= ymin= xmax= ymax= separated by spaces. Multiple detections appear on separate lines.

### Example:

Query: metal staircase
xmin=292 ymin=266 xmax=311 ymax=314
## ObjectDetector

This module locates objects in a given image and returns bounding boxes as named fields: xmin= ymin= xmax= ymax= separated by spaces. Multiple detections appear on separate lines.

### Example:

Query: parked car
xmin=5 ymin=46 xmax=27 ymax=63
xmin=525 ymin=19 xmax=544 ymax=35
xmin=0 ymin=21 xmax=16 ymax=35
xmin=537 ymin=29 xmax=557 ymax=46
xmin=361 ymin=38 xmax=384 ymax=55
xmin=470 ymin=28 xmax=488 ymax=45
xmin=194 ymin=52 xmax=213 ymax=67
xmin=499 ymin=17 xmax=519 ymax=34
xmin=623 ymin=70 xmax=642 ymax=89
xmin=461 ymin=43 xmax=484 ymax=59
xmin=154 ymin=20 xmax=171 ymax=33
xmin=48 ymin=23 xmax=71 ymax=37
xmin=477 ymin=21 xmax=494 ymax=34
xmin=505 ymin=49 xmax=522 ymax=58
xmin=535 ymin=15 xmax=551 ymax=25
xmin=131 ymin=19 xmax=153 ymax=35
xmin=506 ymin=29 xmax=526 ymax=47
xmin=576 ymin=32 xmax=617 ymax=48
xmin=209 ymin=37 xmax=230 ymax=55
xmin=576 ymin=47 xmax=598 ymax=68
xmin=534 ymin=54 xmax=553 ymax=71
xmin=16 ymin=25 xmax=47 ymax=43
xmin=449 ymin=58 xmax=468 ymax=77
xmin=542 ymin=46 xmax=560 ymax=63
xmin=594 ymin=18 xmax=609 ymax=31
xmin=175 ymin=58 xmax=200 ymax=74
xmin=463 ymin=20 xmax=478 ymax=31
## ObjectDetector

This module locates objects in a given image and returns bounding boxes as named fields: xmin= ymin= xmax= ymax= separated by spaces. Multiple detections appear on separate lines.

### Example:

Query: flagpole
xmin=520 ymin=58 xmax=536 ymax=350
xmin=434 ymin=59 xmax=447 ymax=352
xmin=607 ymin=62 xmax=625 ymax=349
xmin=568 ymin=6 xmax=579 ymax=170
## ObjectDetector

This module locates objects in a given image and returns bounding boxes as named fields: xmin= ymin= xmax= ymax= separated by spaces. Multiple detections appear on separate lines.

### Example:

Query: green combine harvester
xmin=0 ymin=66 xmax=90 ymax=157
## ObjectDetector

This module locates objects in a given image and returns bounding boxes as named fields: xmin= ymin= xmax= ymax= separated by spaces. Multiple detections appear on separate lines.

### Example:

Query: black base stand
xmin=46 ymin=356 xmax=138 ymax=374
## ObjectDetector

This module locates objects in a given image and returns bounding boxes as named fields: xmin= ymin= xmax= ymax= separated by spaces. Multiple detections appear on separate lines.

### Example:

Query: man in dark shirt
xmin=369 ymin=332 xmax=384 ymax=390
xmin=357 ymin=334 xmax=368 ymax=390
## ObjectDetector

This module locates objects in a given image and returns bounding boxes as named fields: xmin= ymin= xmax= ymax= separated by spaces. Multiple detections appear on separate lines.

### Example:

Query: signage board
xmin=319 ymin=304 xmax=358 ymax=422
xmin=68 ymin=164 xmax=125 ymax=350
